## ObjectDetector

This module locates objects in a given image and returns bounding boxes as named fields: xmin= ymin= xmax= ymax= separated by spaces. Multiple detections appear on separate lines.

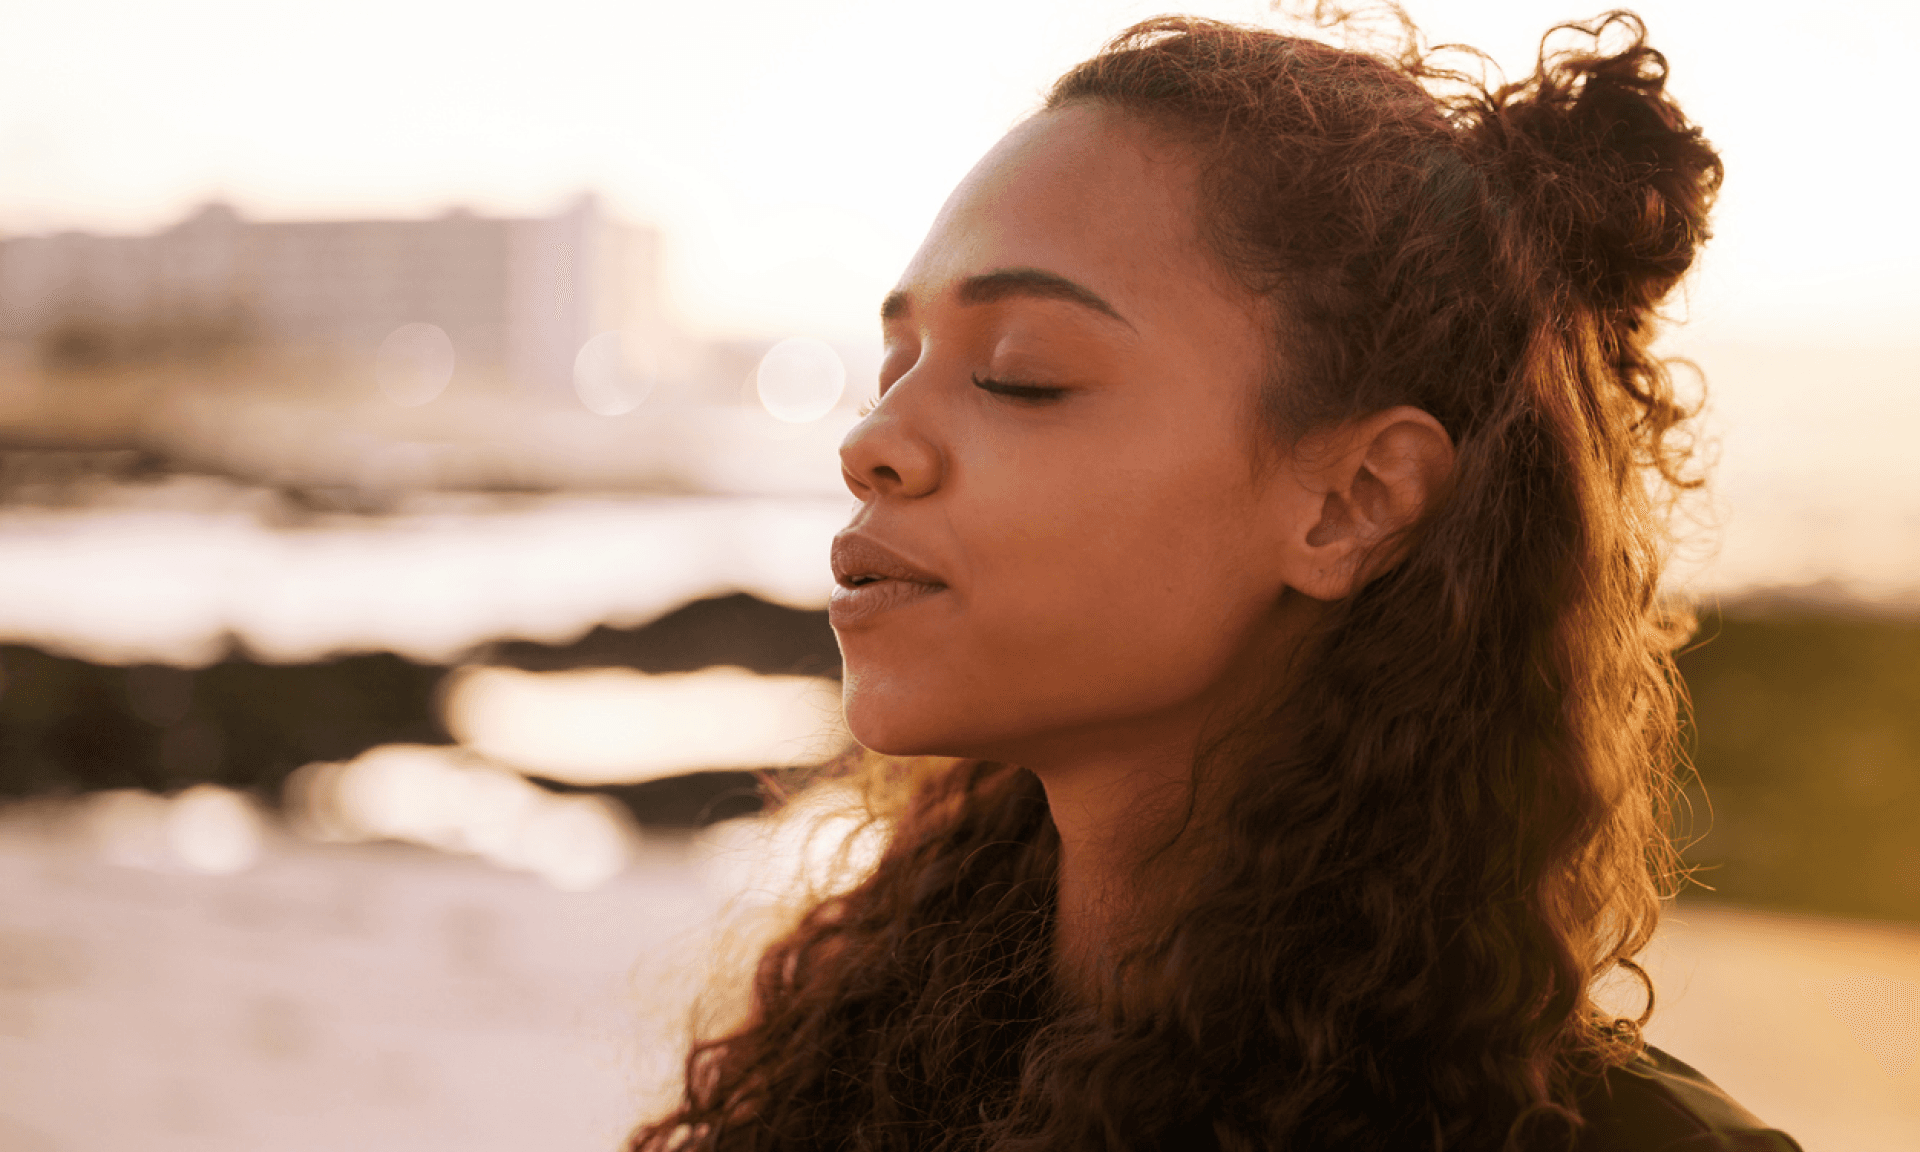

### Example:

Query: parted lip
xmin=831 ymin=531 xmax=946 ymax=589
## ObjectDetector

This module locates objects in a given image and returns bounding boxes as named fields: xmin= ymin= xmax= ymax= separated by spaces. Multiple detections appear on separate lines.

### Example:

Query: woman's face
xmin=833 ymin=102 xmax=1308 ymax=769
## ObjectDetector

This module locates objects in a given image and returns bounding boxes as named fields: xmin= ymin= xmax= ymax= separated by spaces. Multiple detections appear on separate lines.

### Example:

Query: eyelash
xmin=971 ymin=373 xmax=1067 ymax=403
xmin=856 ymin=375 xmax=1067 ymax=417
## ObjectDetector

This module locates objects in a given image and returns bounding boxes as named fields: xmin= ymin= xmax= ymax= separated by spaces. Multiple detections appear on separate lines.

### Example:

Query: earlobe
xmin=1280 ymin=406 xmax=1454 ymax=600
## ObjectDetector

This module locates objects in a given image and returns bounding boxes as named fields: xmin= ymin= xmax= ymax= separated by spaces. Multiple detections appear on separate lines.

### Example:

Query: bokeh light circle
xmin=165 ymin=784 xmax=263 ymax=874
xmin=517 ymin=796 xmax=632 ymax=891
xmin=375 ymin=322 xmax=456 ymax=407
xmin=755 ymin=336 xmax=846 ymax=423
xmin=573 ymin=330 xmax=655 ymax=416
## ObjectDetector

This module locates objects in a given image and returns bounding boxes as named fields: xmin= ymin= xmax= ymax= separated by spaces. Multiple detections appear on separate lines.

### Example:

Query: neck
xmin=1028 ymin=728 xmax=1204 ymax=1007
xmin=1022 ymin=595 xmax=1325 ymax=1005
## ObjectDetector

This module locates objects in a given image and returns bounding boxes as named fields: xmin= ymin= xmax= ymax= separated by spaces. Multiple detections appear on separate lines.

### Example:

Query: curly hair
xmin=632 ymin=9 xmax=1721 ymax=1151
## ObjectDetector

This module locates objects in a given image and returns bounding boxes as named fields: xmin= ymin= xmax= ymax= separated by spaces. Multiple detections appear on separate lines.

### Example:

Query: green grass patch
xmin=1675 ymin=607 xmax=1920 ymax=924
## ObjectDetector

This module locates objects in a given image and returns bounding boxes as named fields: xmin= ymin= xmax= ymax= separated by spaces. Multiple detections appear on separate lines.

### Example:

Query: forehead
xmin=895 ymin=103 xmax=1229 ymax=321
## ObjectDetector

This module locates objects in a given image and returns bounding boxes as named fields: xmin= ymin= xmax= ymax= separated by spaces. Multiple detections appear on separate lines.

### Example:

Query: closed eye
xmin=972 ymin=373 xmax=1067 ymax=403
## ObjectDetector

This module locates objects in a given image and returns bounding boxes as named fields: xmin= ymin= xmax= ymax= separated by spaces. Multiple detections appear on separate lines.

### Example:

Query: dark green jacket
xmin=1573 ymin=1046 xmax=1803 ymax=1151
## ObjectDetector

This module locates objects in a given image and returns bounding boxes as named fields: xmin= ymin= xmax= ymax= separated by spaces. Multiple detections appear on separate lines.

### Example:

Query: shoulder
xmin=1570 ymin=1045 xmax=1805 ymax=1152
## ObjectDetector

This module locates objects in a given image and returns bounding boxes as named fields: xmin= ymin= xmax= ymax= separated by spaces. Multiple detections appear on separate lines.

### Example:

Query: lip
xmin=829 ymin=577 xmax=947 ymax=628
xmin=830 ymin=532 xmax=946 ymax=589
xmin=829 ymin=531 xmax=948 ymax=629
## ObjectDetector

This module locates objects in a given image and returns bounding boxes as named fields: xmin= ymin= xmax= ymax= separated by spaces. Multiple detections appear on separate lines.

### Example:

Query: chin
xmin=844 ymin=701 xmax=940 ymax=758
xmin=842 ymin=681 xmax=976 ymax=759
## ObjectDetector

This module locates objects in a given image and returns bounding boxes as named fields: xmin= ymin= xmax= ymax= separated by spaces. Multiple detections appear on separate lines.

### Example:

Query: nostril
xmin=837 ymin=414 xmax=939 ymax=499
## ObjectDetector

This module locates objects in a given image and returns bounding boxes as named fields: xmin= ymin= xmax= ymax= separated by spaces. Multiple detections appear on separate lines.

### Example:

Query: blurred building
xmin=0 ymin=195 xmax=663 ymax=396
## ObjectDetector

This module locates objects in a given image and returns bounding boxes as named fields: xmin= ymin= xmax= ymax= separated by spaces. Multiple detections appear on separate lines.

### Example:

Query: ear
xmin=1275 ymin=406 xmax=1454 ymax=601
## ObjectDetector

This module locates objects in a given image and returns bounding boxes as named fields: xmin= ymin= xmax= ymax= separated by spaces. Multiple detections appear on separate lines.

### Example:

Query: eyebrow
xmin=880 ymin=268 xmax=1135 ymax=331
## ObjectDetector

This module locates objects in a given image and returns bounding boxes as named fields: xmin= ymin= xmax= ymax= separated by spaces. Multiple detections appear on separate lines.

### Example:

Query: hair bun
xmin=1469 ymin=11 xmax=1723 ymax=315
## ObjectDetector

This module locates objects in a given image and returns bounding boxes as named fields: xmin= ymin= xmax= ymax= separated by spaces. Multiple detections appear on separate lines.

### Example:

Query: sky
xmin=1 ymin=0 xmax=1915 ymax=350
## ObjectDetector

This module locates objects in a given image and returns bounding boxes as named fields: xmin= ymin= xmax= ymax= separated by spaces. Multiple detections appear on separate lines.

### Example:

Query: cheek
xmin=988 ymin=472 xmax=1269 ymax=642
xmin=841 ymin=500 xmax=1272 ymax=754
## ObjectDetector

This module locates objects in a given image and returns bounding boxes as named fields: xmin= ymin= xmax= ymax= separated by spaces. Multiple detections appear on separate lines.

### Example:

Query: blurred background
xmin=0 ymin=1 xmax=1914 ymax=1150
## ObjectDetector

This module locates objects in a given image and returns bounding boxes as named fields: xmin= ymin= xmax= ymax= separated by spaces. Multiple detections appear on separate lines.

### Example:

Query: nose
xmin=838 ymin=392 xmax=942 ymax=500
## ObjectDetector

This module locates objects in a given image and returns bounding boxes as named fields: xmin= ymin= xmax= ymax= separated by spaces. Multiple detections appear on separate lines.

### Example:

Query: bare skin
xmin=831 ymin=102 xmax=1453 ymax=1001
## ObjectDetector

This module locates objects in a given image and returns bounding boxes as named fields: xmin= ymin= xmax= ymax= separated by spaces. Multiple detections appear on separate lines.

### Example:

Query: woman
xmin=637 ymin=9 xmax=1802 ymax=1151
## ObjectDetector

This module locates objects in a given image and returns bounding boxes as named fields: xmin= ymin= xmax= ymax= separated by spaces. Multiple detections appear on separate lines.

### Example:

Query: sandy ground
xmin=1 ymin=809 xmax=1915 ymax=1152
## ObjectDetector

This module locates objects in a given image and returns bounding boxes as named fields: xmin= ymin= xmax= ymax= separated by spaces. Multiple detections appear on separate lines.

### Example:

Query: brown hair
xmin=633 ymin=8 xmax=1720 ymax=1150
